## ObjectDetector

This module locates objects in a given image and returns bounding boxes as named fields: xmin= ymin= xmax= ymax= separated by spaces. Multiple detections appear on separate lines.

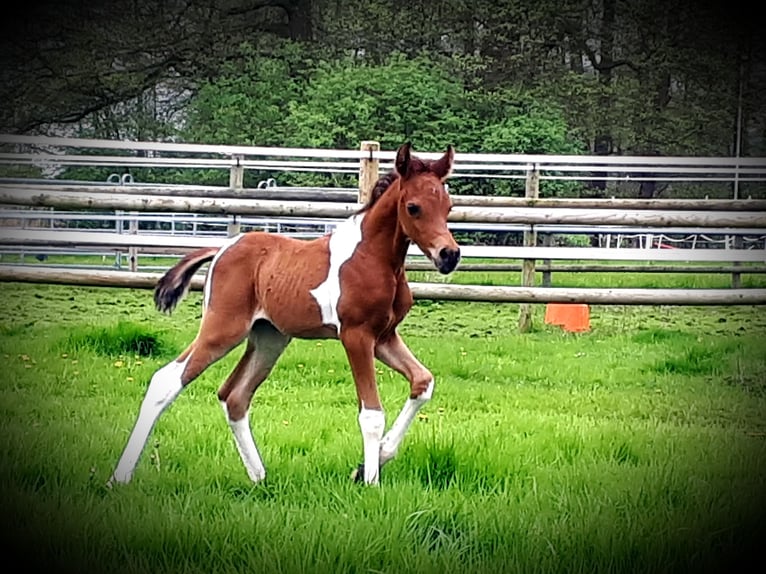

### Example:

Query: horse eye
xmin=407 ymin=203 xmax=421 ymax=216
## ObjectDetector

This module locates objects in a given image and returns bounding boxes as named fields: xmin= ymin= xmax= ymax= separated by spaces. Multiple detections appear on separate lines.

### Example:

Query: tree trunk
xmin=285 ymin=0 xmax=313 ymax=41
xmin=594 ymin=0 xmax=616 ymax=158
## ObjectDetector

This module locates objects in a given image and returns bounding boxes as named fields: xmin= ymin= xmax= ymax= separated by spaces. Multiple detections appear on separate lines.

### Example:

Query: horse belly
xmin=261 ymin=288 xmax=338 ymax=339
xmin=253 ymin=240 xmax=336 ymax=339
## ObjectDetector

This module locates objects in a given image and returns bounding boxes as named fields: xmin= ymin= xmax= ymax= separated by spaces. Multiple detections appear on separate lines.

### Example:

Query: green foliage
xmin=0 ymin=164 xmax=45 ymax=179
xmin=185 ymin=41 xmax=309 ymax=148
xmin=470 ymin=88 xmax=586 ymax=196
xmin=9 ymin=0 xmax=758 ymax=162
xmin=178 ymin=48 xmax=585 ymax=194
xmin=284 ymin=53 xmax=471 ymax=151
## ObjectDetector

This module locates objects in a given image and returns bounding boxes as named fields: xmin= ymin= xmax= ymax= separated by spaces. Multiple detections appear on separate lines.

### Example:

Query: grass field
xmin=0 ymin=275 xmax=765 ymax=573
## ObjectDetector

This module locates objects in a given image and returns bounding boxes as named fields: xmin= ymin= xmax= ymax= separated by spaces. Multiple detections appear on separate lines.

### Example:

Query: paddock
xmin=1 ymin=137 xmax=765 ymax=573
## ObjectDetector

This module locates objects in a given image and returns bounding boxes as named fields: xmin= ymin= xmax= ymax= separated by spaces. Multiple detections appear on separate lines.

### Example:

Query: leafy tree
xmin=466 ymin=88 xmax=586 ymax=196
xmin=184 ymin=41 xmax=309 ymax=147
xmin=5 ymin=0 xmax=763 ymax=177
xmin=284 ymin=53 xmax=471 ymax=151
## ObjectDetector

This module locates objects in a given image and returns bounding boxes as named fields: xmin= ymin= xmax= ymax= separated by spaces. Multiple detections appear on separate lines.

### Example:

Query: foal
xmin=109 ymin=143 xmax=460 ymax=486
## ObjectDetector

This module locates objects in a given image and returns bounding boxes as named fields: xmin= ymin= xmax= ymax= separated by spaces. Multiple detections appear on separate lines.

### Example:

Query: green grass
xmin=64 ymin=321 xmax=173 ymax=357
xmin=0 ymin=281 xmax=765 ymax=573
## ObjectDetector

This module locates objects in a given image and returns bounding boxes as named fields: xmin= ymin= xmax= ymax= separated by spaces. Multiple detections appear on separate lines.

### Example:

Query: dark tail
xmin=154 ymin=247 xmax=219 ymax=314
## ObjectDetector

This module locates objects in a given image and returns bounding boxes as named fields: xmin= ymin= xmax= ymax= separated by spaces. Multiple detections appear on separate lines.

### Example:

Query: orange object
xmin=544 ymin=303 xmax=590 ymax=332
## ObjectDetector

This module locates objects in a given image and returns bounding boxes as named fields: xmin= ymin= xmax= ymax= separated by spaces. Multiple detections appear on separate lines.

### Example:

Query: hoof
xmin=350 ymin=463 xmax=365 ymax=483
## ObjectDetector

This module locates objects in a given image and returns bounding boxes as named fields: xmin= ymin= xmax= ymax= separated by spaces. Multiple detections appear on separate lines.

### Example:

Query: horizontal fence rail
xmin=4 ymin=208 xmax=766 ymax=238
xmin=2 ymin=229 xmax=765 ymax=262
xmin=2 ymin=266 xmax=764 ymax=305
xmin=4 ymin=181 xmax=766 ymax=211
xmin=2 ymin=189 xmax=766 ymax=228
xmin=2 ymin=134 xmax=766 ymax=182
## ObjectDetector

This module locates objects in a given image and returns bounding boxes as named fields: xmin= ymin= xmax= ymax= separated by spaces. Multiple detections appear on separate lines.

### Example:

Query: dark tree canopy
xmin=1 ymin=0 xmax=763 ymax=159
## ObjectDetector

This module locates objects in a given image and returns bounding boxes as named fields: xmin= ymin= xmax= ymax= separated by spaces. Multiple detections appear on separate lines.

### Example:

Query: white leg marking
xmin=109 ymin=357 xmax=189 ymax=484
xmin=358 ymin=407 xmax=385 ymax=485
xmin=310 ymin=214 xmax=365 ymax=330
xmin=221 ymin=402 xmax=266 ymax=483
xmin=379 ymin=379 xmax=433 ymax=466
xmin=203 ymin=234 xmax=244 ymax=310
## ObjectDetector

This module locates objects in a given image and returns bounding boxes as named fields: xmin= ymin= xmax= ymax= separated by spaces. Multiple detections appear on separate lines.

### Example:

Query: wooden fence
xmin=1 ymin=135 xmax=765 ymax=315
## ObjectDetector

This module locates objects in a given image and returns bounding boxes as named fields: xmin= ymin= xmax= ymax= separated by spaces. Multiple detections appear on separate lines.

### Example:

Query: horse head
xmin=395 ymin=143 xmax=461 ymax=274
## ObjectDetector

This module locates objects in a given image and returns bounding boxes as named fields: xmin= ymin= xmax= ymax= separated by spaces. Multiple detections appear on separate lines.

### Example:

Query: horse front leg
xmin=341 ymin=327 xmax=385 ymax=485
xmin=375 ymin=332 xmax=434 ymax=467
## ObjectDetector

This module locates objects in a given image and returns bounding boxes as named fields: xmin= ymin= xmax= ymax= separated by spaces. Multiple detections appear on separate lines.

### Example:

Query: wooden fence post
xmin=227 ymin=154 xmax=244 ymax=236
xmin=229 ymin=154 xmax=244 ymax=191
xmin=227 ymin=215 xmax=240 ymax=238
xmin=541 ymin=233 xmax=553 ymax=287
xmin=128 ymin=211 xmax=138 ymax=272
xmin=358 ymin=141 xmax=380 ymax=204
xmin=732 ymin=235 xmax=743 ymax=288
xmin=518 ymin=164 xmax=540 ymax=333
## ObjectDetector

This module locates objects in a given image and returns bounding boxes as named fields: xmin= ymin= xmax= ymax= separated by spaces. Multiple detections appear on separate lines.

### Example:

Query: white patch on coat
xmin=221 ymin=402 xmax=266 ymax=483
xmin=310 ymin=213 xmax=365 ymax=330
xmin=204 ymin=234 xmax=244 ymax=310
xmin=379 ymin=379 xmax=434 ymax=465
xmin=358 ymin=407 xmax=385 ymax=485
xmin=110 ymin=355 xmax=190 ymax=484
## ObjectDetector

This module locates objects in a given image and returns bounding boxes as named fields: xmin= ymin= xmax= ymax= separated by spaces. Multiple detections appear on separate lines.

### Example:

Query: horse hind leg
xmin=108 ymin=354 xmax=191 ymax=486
xmin=108 ymin=315 xmax=253 ymax=486
xmin=217 ymin=321 xmax=291 ymax=483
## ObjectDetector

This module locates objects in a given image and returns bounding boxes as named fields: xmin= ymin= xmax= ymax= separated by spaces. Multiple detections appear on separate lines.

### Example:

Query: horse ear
xmin=395 ymin=142 xmax=412 ymax=177
xmin=431 ymin=145 xmax=454 ymax=181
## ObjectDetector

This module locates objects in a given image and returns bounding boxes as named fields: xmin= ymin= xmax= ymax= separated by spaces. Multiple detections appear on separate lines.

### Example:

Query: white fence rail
xmin=2 ymin=229 xmax=764 ymax=263
xmin=2 ymin=134 xmax=766 ymax=183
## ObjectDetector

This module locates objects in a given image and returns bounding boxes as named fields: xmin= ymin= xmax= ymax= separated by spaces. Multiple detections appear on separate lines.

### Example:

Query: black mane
xmin=358 ymin=157 xmax=431 ymax=213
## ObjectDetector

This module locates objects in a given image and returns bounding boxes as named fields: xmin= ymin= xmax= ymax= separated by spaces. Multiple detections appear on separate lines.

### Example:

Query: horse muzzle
xmin=434 ymin=246 xmax=461 ymax=274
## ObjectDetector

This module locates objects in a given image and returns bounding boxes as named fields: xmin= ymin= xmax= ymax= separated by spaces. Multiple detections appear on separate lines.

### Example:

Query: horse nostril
xmin=438 ymin=247 xmax=460 ymax=269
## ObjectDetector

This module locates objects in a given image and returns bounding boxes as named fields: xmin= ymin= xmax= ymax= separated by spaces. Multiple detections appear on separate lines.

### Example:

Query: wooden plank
xmin=518 ymin=166 xmax=539 ymax=332
xmin=405 ymin=262 xmax=766 ymax=273
xmin=1 ymin=265 xmax=765 ymax=305
xmin=4 ymin=182 xmax=766 ymax=210
xmin=447 ymin=206 xmax=766 ymax=228
xmin=450 ymin=195 xmax=766 ymax=211
xmin=0 ymin=182 xmax=358 ymax=202
xmin=1 ymin=229 xmax=764 ymax=262
xmin=0 ymin=189 xmax=358 ymax=218
xmin=2 ymin=188 xmax=766 ymax=227
xmin=411 ymin=283 xmax=766 ymax=305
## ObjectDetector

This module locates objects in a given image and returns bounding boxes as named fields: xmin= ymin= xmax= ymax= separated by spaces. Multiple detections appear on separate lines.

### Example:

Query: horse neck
xmin=361 ymin=181 xmax=409 ymax=271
